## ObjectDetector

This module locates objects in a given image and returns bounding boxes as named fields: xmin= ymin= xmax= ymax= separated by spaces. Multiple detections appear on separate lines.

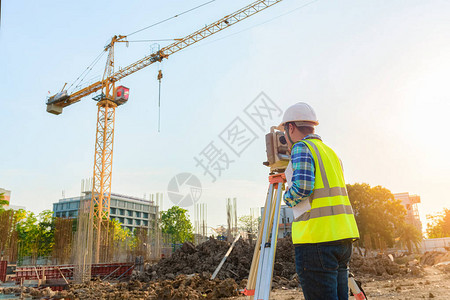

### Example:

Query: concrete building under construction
xmin=261 ymin=205 xmax=293 ymax=239
xmin=52 ymin=192 xmax=158 ymax=232
xmin=394 ymin=192 xmax=422 ymax=232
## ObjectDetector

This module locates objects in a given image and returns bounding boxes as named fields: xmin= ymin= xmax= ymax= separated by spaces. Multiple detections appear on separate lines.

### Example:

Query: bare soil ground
xmin=228 ymin=265 xmax=450 ymax=299
xmin=1 ymin=240 xmax=449 ymax=299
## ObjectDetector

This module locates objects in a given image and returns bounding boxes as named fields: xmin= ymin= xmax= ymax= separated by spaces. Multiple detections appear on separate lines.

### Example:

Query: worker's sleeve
xmin=283 ymin=142 xmax=315 ymax=208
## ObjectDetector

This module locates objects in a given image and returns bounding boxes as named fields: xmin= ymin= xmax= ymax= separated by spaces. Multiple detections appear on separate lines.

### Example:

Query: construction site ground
xmin=1 ymin=265 xmax=448 ymax=299
xmin=1 ymin=238 xmax=449 ymax=299
xmin=246 ymin=265 xmax=450 ymax=299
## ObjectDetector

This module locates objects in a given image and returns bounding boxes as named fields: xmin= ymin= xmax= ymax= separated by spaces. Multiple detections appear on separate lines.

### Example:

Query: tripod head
xmin=263 ymin=126 xmax=290 ymax=174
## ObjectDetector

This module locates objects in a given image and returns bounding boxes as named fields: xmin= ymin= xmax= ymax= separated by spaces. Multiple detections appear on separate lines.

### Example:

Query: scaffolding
xmin=194 ymin=203 xmax=208 ymax=245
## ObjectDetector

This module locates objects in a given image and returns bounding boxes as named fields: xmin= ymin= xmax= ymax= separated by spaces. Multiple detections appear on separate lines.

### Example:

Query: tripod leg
xmin=349 ymin=275 xmax=367 ymax=300
xmin=245 ymin=183 xmax=274 ymax=298
xmin=254 ymin=183 xmax=276 ymax=299
xmin=260 ymin=182 xmax=284 ymax=300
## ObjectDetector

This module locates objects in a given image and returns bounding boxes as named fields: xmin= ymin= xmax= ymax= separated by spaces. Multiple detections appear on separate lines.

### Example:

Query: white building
xmin=394 ymin=192 xmax=422 ymax=232
xmin=53 ymin=192 xmax=159 ymax=232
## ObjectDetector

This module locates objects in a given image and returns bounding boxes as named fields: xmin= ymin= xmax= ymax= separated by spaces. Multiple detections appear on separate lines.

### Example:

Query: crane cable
xmin=67 ymin=50 xmax=106 ymax=93
xmin=187 ymin=0 xmax=320 ymax=51
xmin=126 ymin=0 xmax=217 ymax=37
xmin=67 ymin=0 xmax=218 ymax=94
xmin=157 ymin=69 xmax=163 ymax=132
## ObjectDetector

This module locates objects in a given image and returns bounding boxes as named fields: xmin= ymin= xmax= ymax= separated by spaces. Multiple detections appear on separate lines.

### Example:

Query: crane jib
xmin=46 ymin=0 xmax=284 ymax=115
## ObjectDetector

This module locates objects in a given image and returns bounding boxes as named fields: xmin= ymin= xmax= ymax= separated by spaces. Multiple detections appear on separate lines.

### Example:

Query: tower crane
xmin=46 ymin=0 xmax=283 ymax=266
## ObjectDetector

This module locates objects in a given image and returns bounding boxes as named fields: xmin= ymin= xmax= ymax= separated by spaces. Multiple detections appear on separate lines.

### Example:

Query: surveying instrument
xmin=243 ymin=127 xmax=367 ymax=300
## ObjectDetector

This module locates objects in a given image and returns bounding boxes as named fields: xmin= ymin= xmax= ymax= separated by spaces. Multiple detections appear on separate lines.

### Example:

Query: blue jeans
xmin=294 ymin=240 xmax=352 ymax=300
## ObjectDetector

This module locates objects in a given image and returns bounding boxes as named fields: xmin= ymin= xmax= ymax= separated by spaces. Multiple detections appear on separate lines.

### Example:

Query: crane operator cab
xmin=114 ymin=86 xmax=129 ymax=105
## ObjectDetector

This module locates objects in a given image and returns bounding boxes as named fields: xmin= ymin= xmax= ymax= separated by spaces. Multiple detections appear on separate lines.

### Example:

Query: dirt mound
xmin=350 ymin=253 xmax=408 ymax=277
xmin=421 ymin=251 xmax=450 ymax=266
xmin=137 ymin=238 xmax=254 ymax=282
xmin=0 ymin=274 xmax=239 ymax=299
xmin=137 ymin=237 xmax=297 ymax=282
xmin=273 ymin=237 xmax=296 ymax=279
xmin=275 ymin=239 xmax=411 ymax=278
xmin=137 ymin=237 xmax=412 ymax=284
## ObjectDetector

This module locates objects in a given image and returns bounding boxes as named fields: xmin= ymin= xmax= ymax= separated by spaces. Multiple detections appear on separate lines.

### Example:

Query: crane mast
xmin=47 ymin=0 xmax=283 ymax=275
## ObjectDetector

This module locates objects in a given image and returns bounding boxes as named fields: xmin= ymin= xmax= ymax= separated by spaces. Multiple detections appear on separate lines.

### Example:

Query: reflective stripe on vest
xmin=291 ymin=139 xmax=359 ymax=244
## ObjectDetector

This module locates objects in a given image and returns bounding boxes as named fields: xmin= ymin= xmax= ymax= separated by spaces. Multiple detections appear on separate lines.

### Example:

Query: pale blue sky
xmin=1 ymin=0 xmax=449 ymax=232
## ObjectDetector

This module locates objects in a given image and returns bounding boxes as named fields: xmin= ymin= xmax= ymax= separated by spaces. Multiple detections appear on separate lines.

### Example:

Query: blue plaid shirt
xmin=283 ymin=134 xmax=322 ymax=208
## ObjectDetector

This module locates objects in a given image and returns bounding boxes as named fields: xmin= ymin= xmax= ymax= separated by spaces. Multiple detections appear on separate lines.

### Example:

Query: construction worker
xmin=278 ymin=102 xmax=360 ymax=300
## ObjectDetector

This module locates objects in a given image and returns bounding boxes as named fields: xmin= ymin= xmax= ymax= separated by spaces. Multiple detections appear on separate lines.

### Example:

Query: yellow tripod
xmin=244 ymin=173 xmax=285 ymax=299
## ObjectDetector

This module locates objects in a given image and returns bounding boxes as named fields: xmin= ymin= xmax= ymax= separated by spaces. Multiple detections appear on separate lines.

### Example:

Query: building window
xmin=136 ymin=219 xmax=141 ymax=226
xmin=127 ymin=210 xmax=133 ymax=217
xmin=143 ymin=220 xmax=148 ymax=226
xmin=119 ymin=209 xmax=125 ymax=216
xmin=127 ymin=202 xmax=133 ymax=209
xmin=143 ymin=213 xmax=148 ymax=219
xmin=111 ymin=199 xmax=117 ymax=206
xmin=119 ymin=217 xmax=124 ymax=223
xmin=136 ymin=204 xmax=142 ymax=211
xmin=118 ymin=200 xmax=125 ymax=208
xmin=110 ymin=208 xmax=116 ymax=215
xmin=68 ymin=211 xmax=75 ymax=218
xmin=127 ymin=218 xmax=132 ymax=225
xmin=136 ymin=211 xmax=141 ymax=218
xmin=143 ymin=205 xmax=149 ymax=211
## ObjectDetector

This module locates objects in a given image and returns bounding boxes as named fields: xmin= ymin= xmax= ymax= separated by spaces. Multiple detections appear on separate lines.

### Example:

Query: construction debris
xmin=420 ymin=251 xmax=450 ymax=266
xmin=2 ymin=239 xmax=448 ymax=299
xmin=350 ymin=253 xmax=409 ymax=277
xmin=136 ymin=238 xmax=253 ymax=282
xmin=134 ymin=237 xmax=299 ymax=283
xmin=0 ymin=274 xmax=239 ymax=299
xmin=135 ymin=237 xmax=420 ymax=285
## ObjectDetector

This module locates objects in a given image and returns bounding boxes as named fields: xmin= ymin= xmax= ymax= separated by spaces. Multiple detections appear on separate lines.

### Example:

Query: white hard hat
xmin=277 ymin=102 xmax=319 ymax=130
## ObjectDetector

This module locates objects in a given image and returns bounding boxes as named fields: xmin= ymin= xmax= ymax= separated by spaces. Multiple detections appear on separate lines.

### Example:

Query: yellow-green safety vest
xmin=291 ymin=138 xmax=360 ymax=244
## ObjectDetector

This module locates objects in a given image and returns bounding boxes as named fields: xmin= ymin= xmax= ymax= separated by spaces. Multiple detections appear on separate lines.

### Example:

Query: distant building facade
xmin=0 ymin=188 xmax=11 ymax=206
xmin=261 ymin=205 xmax=293 ymax=238
xmin=0 ymin=188 xmax=25 ymax=210
xmin=394 ymin=192 xmax=422 ymax=232
xmin=53 ymin=192 xmax=159 ymax=232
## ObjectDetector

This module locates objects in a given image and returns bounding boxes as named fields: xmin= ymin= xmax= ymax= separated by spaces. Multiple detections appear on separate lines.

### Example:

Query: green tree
xmin=17 ymin=211 xmax=39 ymax=262
xmin=36 ymin=210 xmax=55 ymax=257
xmin=426 ymin=208 xmax=450 ymax=238
xmin=397 ymin=222 xmax=422 ymax=253
xmin=347 ymin=183 xmax=406 ymax=248
xmin=110 ymin=219 xmax=131 ymax=242
xmin=160 ymin=206 xmax=194 ymax=244
xmin=238 ymin=215 xmax=259 ymax=235
xmin=16 ymin=210 xmax=55 ymax=263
